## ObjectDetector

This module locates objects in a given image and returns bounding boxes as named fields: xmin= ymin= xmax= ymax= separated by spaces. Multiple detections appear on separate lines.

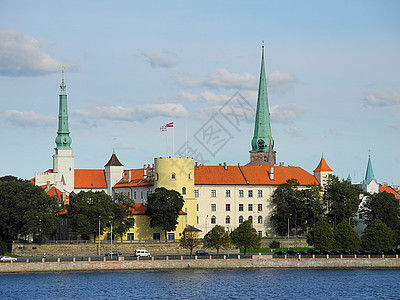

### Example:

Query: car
xmin=370 ymin=249 xmax=384 ymax=255
xmin=307 ymin=249 xmax=320 ymax=255
xmin=134 ymin=249 xmax=151 ymax=257
xmin=0 ymin=256 xmax=17 ymax=262
xmin=298 ymin=251 xmax=310 ymax=256
xmin=384 ymin=249 xmax=397 ymax=255
xmin=273 ymin=251 xmax=287 ymax=256
xmin=105 ymin=251 xmax=122 ymax=257
xmin=331 ymin=250 xmax=342 ymax=255
xmin=287 ymin=250 xmax=299 ymax=256
xmin=350 ymin=250 xmax=362 ymax=255
xmin=195 ymin=250 xmax=209 ymax=256
xmin=321 ymin=250 xmax=333 ymax=255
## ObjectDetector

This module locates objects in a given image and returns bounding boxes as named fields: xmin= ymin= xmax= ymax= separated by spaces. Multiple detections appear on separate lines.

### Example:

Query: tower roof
xmin=364 ymin=155 xmax=376 ymax=185
xmin=314 ymin=157 xmax=333 ymax=172
xmin=104 ymin=153 xmax=123 ymax=167
xmin=55 ymin=66 xmax=72 ymax=148
xmin=250 ymin=44 xmax=273 ymax=154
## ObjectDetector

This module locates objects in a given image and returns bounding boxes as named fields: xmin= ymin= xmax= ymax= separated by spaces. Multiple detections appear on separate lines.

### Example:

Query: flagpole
xmin=172 ymin=125 xmax=175 ymax=156
xmin=166 ymin=128 xmax=169 ymax=157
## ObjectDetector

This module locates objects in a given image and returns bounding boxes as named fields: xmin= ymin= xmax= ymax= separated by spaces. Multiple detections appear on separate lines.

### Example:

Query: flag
xmin=166 ymin=122 xmax=174 ymax=128
xmin=160 ymin=126 xmax=167 ymax=132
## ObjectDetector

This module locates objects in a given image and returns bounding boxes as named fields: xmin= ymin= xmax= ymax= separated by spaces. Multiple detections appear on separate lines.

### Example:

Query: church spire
xmin=55 ymin=66 xmax=72 ymax=148
xmin=364 ymin=152 xmax=376 ymax=185
xmin=249 ymin=43 xmax=275 ymax=165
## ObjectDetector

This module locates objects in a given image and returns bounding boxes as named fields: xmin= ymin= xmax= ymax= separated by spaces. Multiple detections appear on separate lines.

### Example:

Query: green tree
xmin=111 ymin=193 xmax=135 ymax=242
xmin=180 ymin=228 xmax=201 ymax=256
xmin=0 ymin=178 xmax=60 ymax=250
xmin=203 ymin=225 xmax=230 ymax=255
xmin=145 ymin=187 xmax=184 ymax=240
xmin=67 ymin=191 xmax=115 ymax=241
xmin=230 ymin=221 xmax=261 ymax=255
xmin=306 ymin=219 xmax=334 ymax=251
xmin=361 ymin=219 xmax=395 ymax=251
xmin=333 ymin=220 xmax=361 ymax=250
xmin=323 ymin=175 xmax=362 ymax=227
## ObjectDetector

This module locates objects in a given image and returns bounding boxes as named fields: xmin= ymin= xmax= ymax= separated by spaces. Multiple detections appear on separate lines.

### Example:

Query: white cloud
xmin=141 ymin=50 xmax=177 ymax=68
xmin=72 ymin=103 xmax=189 ymax=121
xmin=363 ymin=91 xmax=400 ymax=106
xmin=268 ymin=71 xmax=298 ymax=93
xmin=3 ymin=110 xmax=57 ymax=126
xmin=175 ymin=68 xmax=257 ymax=90
xmin=0 ymin=29 xmax=63 ymax=76
xmin=176 ymin=91 xmax=231 ymax=104
xmin=270 ymin=103 xmax=306 ymax=123
xmin=287 ymin=126 xmax=303 ymax=137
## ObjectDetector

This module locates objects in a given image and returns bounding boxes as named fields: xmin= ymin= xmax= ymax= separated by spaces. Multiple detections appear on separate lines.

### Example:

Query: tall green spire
xmin=55 ymin=66 xmax=72 ymax=148
xmin=364 ymin=153 xmax=376 ymax=185
xmin=250 ymin=45 xmax=273 ymax=154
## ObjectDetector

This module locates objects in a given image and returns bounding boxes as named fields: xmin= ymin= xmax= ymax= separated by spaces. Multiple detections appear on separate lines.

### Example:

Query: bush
xmin=269 ymin=240 xmax=280 ymax=249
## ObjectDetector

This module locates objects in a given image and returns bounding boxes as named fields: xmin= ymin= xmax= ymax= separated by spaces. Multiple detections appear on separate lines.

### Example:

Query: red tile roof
xmin=379 ymin=185 xmax=400 ymax=200
xmin=314 ymin=158 xmax=333 ymax=172
xmin=74 ymin=169 xmax=107 ymax=189
xmin=114 ymin=169 xmax=154 ymax=187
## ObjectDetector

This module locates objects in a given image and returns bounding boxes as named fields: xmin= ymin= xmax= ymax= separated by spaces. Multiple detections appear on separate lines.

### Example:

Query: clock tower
xmin=248 ymin=44 xmax=276 ymax=166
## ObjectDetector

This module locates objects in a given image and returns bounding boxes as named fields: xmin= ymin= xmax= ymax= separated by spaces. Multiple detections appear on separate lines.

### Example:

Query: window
xmin=248 ymin=204 xmax=253 ymax=211
xmin=197 ymin=204 xmax=199 ymax=211
xmin=197 ymin=216 xmax=199 ymax=224
xmin=258 ymin=204 xmax=263 ymax=211
xmin=258 ymin=231 xmax=262 ymax=237
xmin=188 ymin=173 xmax=192 ymax=180
xmin=194 ymin=190 xmax=199 ymax=198
xmin=211 ymin=204 xmax=216 ymax=212
xmin=182 ymin=187 xmax=186 ymax=195
xmin=239 ymin=204 xmax=244 ymax=211
xmin=226 ymin=204 xmax=231 ymax=211
xmin=168 ymin=233 xmax=175 ymax=241
xmin=211 ymin=190 xmax=216 ymax=197
xmin=239 ymin=216 xmax=244 ymax=224
xmin=141 ymin=191 xmax=143 ymax=199
xmin=171 ymin=173 xmax=176 ymax=180
xmin=239 ymin=190 xmax=244 ymax=198
xmin=248 ymin=216 xmax=253 ymax=223
xmin=127 ymin=233 xmax=134 ymax=241
xmin=134 ymin=191 xmax=136 ymax=199
xmin=258 ymin=216 xmax=263 ymax=224
xmin=156 ymin=173 xmax=159 ymax=181
xmin=258 ymin=190 xmax=263 ymax=198
xmin=211 ymin=216 xmax=216 ymax=224
xmin=225 ymin=190 xmax=231 ymax=197
xmin=127 ymin=218 xmax=135 ymax=227
xmin=225 ymin=215 xmax=230 ymax=224
xmin=153 ymin=233 xmax=161 ymax=240
xmin=248 ymin=190 xmax=253 ymax=197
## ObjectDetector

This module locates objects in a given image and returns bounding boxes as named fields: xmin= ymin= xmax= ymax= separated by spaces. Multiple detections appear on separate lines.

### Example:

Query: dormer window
xmin=171 ymin=173 xmax=176 ymax=180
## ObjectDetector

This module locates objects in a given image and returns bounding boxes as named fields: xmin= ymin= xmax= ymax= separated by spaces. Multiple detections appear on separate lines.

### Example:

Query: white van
xmin=134 ymin=249 xmax=151 ymax=257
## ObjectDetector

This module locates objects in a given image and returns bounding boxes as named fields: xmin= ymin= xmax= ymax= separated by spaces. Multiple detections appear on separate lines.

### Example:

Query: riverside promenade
xmin=1 ymin=254 xmax=400 ymax=273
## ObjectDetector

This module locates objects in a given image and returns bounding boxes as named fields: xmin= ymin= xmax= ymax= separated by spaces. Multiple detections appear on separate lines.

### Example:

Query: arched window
xmin=211 ymin=215 xmax=216 ymax=224
xmin=182 ymin=187 xmax=186 ymax=195
xmin=258 ymin=216 xmax=263 ymax=224
xmin=225 ymin=215 xmax=230 ymax=224
xmin=171 ymin=173 xmax=176 ymax=180
xmin=239 ymin=216 xmax=244 ymax=224
xmin=248 ymin=216 xmax=253 ymax=223
xmin=188 ymin=172 xmax=192 ymax=180
xmin=155 ymin=173 xmax=159 ymax=181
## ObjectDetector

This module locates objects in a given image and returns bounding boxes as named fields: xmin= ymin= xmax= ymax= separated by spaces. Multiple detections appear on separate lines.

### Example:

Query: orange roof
xmin=74 ymin=169 xmax=107 ymax=189
xmin=114 ymin=168 xmax=154 ymax=187
xmin=314 ymin=158 xmax=333 ymax=172
xmin=379 ymin=185 xmax=400 ymax=200
xmin=195 ymin=165 xmax=319 ymax=186
xmin=128 ymin=203 xmax=186 ymax=215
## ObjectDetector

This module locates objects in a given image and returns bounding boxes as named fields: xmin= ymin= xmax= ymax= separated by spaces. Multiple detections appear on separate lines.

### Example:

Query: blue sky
xmin=0 ymin=0 xmax=399 ymax=185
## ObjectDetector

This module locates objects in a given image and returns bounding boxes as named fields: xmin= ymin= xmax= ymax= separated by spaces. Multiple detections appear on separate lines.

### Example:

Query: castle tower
xmin=52 ymin=67 xmax=75 ymax=193
xmin=249 ymin=44 xmax=276 ymax=166
xmin=104 ymin=150 xmax=124 ymax=195
xmin=154 ymin=157 xmax=196 ymax=227
xmin=313 ymin=155 xmax=333 ymax=188
xmin=362 ymin=153 xmax=379 ymax=193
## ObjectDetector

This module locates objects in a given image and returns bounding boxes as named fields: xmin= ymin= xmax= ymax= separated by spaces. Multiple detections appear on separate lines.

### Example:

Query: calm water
xmin=0 ymin=268 xmax=399 ymax=299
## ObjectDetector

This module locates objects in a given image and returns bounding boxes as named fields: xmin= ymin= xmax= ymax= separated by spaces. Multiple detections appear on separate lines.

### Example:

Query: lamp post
xmin=205 ymin=215 xmax=208 ymax=234
xmin=287 ymin=214 xmax=290 ymax=250
xmin=98 ymin=216 xmax=101 ymax=256
xmin=110 ymin=222 xmax=113 ymax=259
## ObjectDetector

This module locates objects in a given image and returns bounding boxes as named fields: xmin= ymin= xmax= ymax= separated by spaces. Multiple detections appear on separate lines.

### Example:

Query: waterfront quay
xmin=1 ymin=254 xmax=400 ymax=273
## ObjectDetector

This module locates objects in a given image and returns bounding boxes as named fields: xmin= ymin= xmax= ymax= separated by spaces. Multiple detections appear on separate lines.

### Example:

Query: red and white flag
xmin=160 ymin=122 xmax=173 ymax=132
xmin=166 ymin=122 xmax=174 ymax=128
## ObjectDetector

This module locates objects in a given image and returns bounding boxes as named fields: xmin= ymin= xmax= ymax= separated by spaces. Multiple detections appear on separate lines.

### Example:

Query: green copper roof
xmin=250 ymin=45 xmax=273 ymax=153
xmin=364 ymin=155 xmax=376 ymax=185
xmin=55 ymin=67 xmax=72 ymax=148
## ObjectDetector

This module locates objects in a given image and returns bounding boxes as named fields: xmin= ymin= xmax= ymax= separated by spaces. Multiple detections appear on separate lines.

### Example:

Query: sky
xmin=0 ymin=0 xmax=399 ymax=185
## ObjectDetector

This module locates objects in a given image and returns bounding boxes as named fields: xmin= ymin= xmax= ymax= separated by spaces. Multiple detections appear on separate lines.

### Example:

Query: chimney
xmin=279 ymin=162 xmax=284 ymax=166
xmin=143 ymin=164 xmax=147 ymax=180
xmin=195 ymin=162 xmax=199 ymax=168
xmin=219 ymin=163 xmax=222 ymax=166
xmin=128 ymin=170 xmax=132 ymax=183
xmin=269 ymin=167 xmax=275 ymax=181
xmin=223 ymin=162 xmax=227 ymax=170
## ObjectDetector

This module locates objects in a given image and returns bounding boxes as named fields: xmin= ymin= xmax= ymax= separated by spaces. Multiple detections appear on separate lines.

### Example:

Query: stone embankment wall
xmin=1 ymin=255 xmax=400 ymax=273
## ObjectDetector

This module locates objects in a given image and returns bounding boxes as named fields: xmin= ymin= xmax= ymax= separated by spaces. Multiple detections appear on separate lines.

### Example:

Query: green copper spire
xmin=250 ymin=45 xmax=273 ymax=153
xmin=364 ymin=153 xmax=376 ymax=185
xmin=55 ymin=66 xmax=72 ymax=148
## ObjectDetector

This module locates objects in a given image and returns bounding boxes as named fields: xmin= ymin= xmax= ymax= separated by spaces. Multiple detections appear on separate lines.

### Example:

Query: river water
xmin=0 ymin=268 xmax=399 ymax=299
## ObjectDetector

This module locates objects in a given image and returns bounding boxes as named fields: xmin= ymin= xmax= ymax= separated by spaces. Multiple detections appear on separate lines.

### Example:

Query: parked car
xmin=105 ymin=251 xmax=122 ymax=257
xmin=134 ymin=249 xmax=151 ymax=257
xmin=307 ymin=249 xmax=320 ymax=255
xmin=370 ymin=249 xmax=384 ymax=255
xmin=384 ymin=249 xmax=397 ymax=255
xmin=195 ymin=250 xmax=209 ymax=256
xmin=298 ymin=251 xmax=310 ymax=256
xmin=350 ymin=250 xmax=362 ymax=255
xmin=321 ymin=250 xmax=333 ymax=255
xmin=273 ymin=251 xmax=287 ymax=256
xmin=0 ymin=256 xmax=17 ymax=262
xmin=331 ymin=250 xmax=342 ymax=255
xmin=287 ymin=250 xmax=299 ymax=256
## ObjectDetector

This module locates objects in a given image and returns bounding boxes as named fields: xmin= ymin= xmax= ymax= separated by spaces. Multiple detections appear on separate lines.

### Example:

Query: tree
xmin=0 ymin=178 xmax=60 ymax=250
xmin=203 ymin=225 xmax=230 ymax=255
xmin=230 ymin=221 xmax=261 ymax=255
xmin=111 ymin=193 xmax=135 ymax=242
xmin=306 ymin=219 xmax=334 ymax=251
xmin=145 ymin=187 xmax=184 ymax=240
xmin=67 ymin=191 xmax=115 ymax=241
xmin=333 ymin=221 xmax=360 ymax=250
xmin=180 ymin=227 xmax=201 ymax=255
xmin=361 ymin=219 xmax=395 ymax=251
xmin=323 ymin=175 xmax=362 ymax=227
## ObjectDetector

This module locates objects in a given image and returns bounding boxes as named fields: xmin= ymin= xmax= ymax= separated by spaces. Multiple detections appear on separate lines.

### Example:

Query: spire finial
xmin=113 ymin=148 xmax=116 ymax=155
xmin=322 ymin=152 xmax=324 ymax=158
xmin=60 ymin=66 xmax=66 ymax=95
xmin=368 ymin=149 xmax=371 ymax=157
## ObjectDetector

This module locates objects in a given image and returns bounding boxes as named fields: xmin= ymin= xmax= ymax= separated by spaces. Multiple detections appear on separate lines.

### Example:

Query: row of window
xmin=207 ymin=203 xmax=263 ymax=212
xmin=108 ymin=232 xmax=176 ymax=241
xmin=155 ymin=173 xmax=192 ymax=181
xmin=195 ymin=189 xmax=265 ymax=198
xmin=209 ymin=215 xmax=263 ymax=224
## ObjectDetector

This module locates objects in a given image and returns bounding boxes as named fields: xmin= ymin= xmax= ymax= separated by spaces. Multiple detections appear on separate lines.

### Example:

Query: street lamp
xmin=287 ymin=214 xmax=291 ymax=250
xmin=98 ymin=216 xmax=101 ymax=256
xmin=110 ymin=222 xmax=113 ymax=259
